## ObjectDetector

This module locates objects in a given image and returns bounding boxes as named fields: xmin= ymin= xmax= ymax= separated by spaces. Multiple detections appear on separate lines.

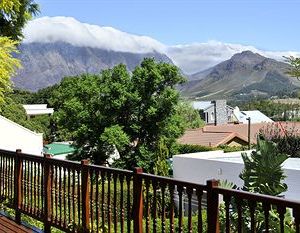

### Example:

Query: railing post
xmin=206 ymin=179 xmax=220 ymax=233
xmin=44 ymin=154 xmax=52 ymax=233
xmin=133 ymin=167 xmax=143 ymax=233
xmin=81 ymin=160 xmax=90 ymax=232
xmin=14 ymin=149 xmax=22 ymax=224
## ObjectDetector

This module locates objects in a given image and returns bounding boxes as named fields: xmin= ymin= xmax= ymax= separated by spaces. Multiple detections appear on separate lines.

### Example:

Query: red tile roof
xmin=178 ymin=122 xmax=300 ymax=147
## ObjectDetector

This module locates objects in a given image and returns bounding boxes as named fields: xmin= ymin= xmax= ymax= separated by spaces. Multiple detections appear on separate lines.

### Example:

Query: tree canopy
xmin=0 ymin=37 xmax=21 ymax=105
xmin=0 ymin=0 xmax=39 ymax=40
xmin=285 ymin=56 xmax=300 ymax=80
xmin=0 ymin=0 xmax=39 ymax=106
xmin=51 ymin=59 xmax=186 ymax=171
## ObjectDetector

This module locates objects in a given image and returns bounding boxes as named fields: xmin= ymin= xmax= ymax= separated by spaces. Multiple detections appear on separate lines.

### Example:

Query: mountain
xmin=182 ymin=51 xmax=300 ymax=100
xmin=12 ymin=42 xmax=173 ymax=91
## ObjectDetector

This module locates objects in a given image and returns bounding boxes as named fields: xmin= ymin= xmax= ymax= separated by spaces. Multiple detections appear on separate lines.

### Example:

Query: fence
xmin=1 ymin=148 xmax=300 ymax=233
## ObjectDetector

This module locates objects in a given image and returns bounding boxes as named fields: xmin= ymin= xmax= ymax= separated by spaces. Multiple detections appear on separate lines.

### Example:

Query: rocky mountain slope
xmin=12 ymin=42 xmax=173 ymax=91
xmin=182 ymin=51 xmax=300 ymax=100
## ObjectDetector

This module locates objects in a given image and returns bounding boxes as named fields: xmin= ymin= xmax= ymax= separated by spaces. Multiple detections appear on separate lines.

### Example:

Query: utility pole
xmin=246 ymin=117 xmax=251 ymax=150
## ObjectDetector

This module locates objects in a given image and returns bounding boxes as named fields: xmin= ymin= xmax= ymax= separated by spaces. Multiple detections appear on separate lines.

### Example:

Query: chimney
xmin=212 ymin=100 xmax=227 ymax=125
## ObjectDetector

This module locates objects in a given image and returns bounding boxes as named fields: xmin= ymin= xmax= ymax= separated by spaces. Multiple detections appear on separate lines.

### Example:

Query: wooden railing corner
xmin=81 ymin=159 xmax=90 ymax=233
xmin=207 ymin=179 xmax=220 ymax=233
xmin=44 ymin=153 xmax=52 ymax=233
xmin=133 ymin=167 xmax=143 ymax=233
xmin=14 ymin=149 xmax=22 ymax=224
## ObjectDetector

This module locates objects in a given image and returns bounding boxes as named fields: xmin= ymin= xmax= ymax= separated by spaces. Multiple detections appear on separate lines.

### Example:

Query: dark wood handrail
xmin=1 ymin=148 xmax=300 ymax=233
xmin=215 ymin=186 xmax=300 ymax=209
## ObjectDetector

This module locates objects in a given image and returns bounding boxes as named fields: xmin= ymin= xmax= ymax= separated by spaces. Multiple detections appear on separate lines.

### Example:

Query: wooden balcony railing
xmin=1 ymin=148 xmax=300 ymax=232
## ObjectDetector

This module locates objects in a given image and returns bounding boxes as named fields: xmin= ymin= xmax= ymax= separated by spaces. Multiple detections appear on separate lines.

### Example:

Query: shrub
xmin=259 ymin=122 xmax=300 ymax=157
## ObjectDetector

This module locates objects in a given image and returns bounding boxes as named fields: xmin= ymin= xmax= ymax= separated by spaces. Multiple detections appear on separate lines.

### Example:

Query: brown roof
xmin=178 ymin=122 xmax=300 ymax=147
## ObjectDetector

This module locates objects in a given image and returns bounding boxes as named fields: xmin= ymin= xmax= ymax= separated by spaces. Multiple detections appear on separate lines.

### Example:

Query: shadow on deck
xmin=0 ymin=215 xmax=33 ymax=233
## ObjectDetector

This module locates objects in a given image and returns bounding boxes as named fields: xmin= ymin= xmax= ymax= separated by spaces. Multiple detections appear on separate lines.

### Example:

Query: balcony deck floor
xmin=0 ymin=215 xmax=33 ymax=233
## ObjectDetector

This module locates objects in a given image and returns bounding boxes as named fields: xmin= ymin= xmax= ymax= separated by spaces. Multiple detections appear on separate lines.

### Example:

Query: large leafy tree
xmin=0 ymin=0 xmax=39 ymax=105
xmin=52 ymin=59 xmax=186 ymax=170
xmin=0 ymin=37 xmax=21 ymax=105
xmin=0 ymin=0 xmax=39 ymax=40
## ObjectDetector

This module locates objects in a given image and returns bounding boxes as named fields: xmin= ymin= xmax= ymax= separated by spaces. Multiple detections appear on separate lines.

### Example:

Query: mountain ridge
xmin=12 ymin=41 xmax=173 ymax=91
xmin=182 ymin=51 xmax=300 ymax=100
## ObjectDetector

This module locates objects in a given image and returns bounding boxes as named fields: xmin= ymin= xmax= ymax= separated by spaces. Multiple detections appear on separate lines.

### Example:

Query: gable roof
xmin=179 ymin=122 xmax=300 ymax=147
xmin=234 ymin=109 xmax=273 ymax=124
xmin=178 ymin=127 xmax=249 ymax=147
xmin=23 ymin=104 xmax=54 ymax=116
xmin=192 ymin=101 xmax=213 ymax=110
xmin=43 ymin=143 xmax=76 ymax=156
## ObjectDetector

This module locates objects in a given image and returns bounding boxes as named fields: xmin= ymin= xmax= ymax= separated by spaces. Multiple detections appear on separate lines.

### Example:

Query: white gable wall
xmin=173 ymin=151 xmax=300 ymax=202
xmin=0 ymin=115 xmax=43 ymax=155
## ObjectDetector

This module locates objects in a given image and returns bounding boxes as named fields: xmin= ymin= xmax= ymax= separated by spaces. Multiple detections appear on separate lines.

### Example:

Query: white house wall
xmin=0 ymin=115 xmax=43 ymax=155
xmin=173 ymin=151 xmax=300 ymax=202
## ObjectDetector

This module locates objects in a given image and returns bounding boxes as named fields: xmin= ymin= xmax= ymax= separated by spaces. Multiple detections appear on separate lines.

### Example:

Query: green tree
xmin=240 ymin=139 xmax=288 ymax=196
xmin=285 ymin=56 xmax=300 ymax=81
xmin=0 ymin=0 xmax=39 ymax=40
xmin=0 ymin=0 xmax=39 ymax=105
xmin=52 ymin=59 xmax=185 ymax=170
xmin=219 ymin=139 xmax=292 ymax=232
xmin=175 ymin=101 xmax=205 ymax=129
xmin=0 ymin=37 xmax=21 ymax=105
xmin=0 ymin=94 xmax=51 ymax=140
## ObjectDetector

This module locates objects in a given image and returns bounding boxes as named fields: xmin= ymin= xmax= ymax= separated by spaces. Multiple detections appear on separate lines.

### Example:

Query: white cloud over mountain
xmin=23 ymin=16 xmax=166 ymax=54
xmin=23 ymin=16 xmax=300 ymax=74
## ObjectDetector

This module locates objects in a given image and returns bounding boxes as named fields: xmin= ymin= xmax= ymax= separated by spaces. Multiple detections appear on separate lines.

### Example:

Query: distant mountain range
xmin=12 ymin=42 xmax=300 ymax=100
xmin=12 ymin=42 xmax=172 ymax=91
xmin=182 ymin=51 xmax=300 ymax=100
xmin=11 ymin=17 xmax=300 ymax=99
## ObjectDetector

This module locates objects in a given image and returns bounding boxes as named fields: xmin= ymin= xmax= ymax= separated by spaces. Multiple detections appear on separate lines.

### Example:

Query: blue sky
xmin=35 ymin=0 xmax=300 ymax=51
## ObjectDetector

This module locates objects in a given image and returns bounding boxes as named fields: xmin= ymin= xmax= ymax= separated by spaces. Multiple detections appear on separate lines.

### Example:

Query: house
xmin=0 ymin=115 xmax=43 ymax=155
xmin=178 ymin=123 xmax=267 ymax=147
xmin=192 ymin=100 xmax=273 ymax=125
xmin=23 ymin=104 xmax=54 ymax=119
xmin=173 ymin=150 xmax=300 ymax=201
xmin=43 ymin=142 xmax=76 ymax=160
xmin=232 ymin=106 xmax=273 ymax=124
xmin=193 ymin=100 xmax=233 ymax=125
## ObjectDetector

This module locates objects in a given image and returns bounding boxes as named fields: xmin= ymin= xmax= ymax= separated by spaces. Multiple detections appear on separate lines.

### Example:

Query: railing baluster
xmin=107 ymin=172 xmax=112 ymax=233
xmin=224 ymin=195 xmax=231 ymax=233
xmin=72 ymin=168 xmax=76 ymax=227
xmin=126 ymin=175 xmax=131 ymax=233
xmin=37 ymin=162 xmax=41 ymax=216
xmin=248 ymin=200 xmax=256 ymax=233
xmin=161 ymin=183 xmax=166 ymax=233
xmin=77 ymin=168 xmax=81 ymax=226
xmin=44 ymin=154 xmax=52 ymax=233
xmin=63 ymin=166 xmax=67 ymax=227
xmin=95 ymin=170 xmax=100 ymax=232
xmin=90 ymin=169 xmax=94 ymax=233
xmin=152 ymin=180 xmax=158 ymax=233
xmin=101 ymin=170 xmax=106 ymax=231
xmin=113 ymin=173 xmax=118 ymax=233
xmin=145 ymin=179 xmax=150 ymax=233
xmin=293 ymin=208 xmax=300 ymax=233
xmin=14 ymin=149 xmax=22 ymax=224
xmin=169 ymin=184 xmax=175 ymax=233
xmin=277 ymin=206 xmax=286 ymax=233
xmin=81 ymin=159 xmax=90 ymax=232
xmin=263 ymin=202 xmax=270 ymax=233
xmin=67 ymin=167 xmax=71 ymax=226
xmin=236 ymin=198 xmax=242 ymax=233
xmin=187 ymin=187 xmax=193 ymax=233
xmin=196 ymin=188 xmax=203 ymax=233
xmin=119 ymin=174 xmax=124 ymax=233
xmin=177 ymin=185 xmax=183 ymax=233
